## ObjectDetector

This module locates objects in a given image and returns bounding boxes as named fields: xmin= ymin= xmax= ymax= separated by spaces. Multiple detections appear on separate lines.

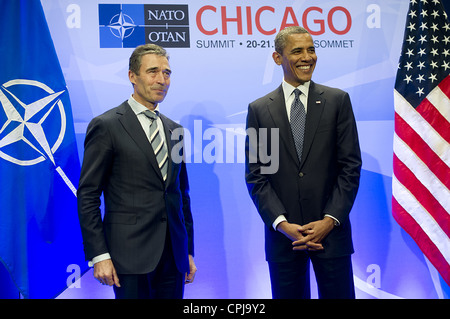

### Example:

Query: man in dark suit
xmin=245 ymin=26 xmax=361 ymax=299
xmin=77 ymin=44 xmax=196 ymax=299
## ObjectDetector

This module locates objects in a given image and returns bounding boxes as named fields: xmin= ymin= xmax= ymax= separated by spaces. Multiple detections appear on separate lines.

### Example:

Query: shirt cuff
xmin=324 ymin=214 xmax=340 ymax=226
xmin=88 ymin=253 xmax=111 ymax=267
xmin=273 ymin=215 xmax=287 ymax=230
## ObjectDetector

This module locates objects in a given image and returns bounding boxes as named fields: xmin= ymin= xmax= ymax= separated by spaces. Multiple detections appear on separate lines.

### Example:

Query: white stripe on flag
xmin=393 ymin=133 xmax=450 ymax=212
xmin=394 ymin=90 xmax=450 ymax=165
xmin=392 ymin=175 xmax=450 ymax=264
xmin=426 ymin=86 xmax=450 ymax=122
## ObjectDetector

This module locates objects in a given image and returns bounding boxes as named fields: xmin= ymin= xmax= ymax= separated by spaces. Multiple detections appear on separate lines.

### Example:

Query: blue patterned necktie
xmin=289 ymin=89 xmax=306 ymax=162
xmin=144 ymin=110 xmax=168 ymax=182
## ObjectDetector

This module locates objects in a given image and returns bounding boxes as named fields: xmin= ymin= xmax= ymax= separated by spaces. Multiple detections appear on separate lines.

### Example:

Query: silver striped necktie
xmin=144 ymin=110 xmax=168 ymax=182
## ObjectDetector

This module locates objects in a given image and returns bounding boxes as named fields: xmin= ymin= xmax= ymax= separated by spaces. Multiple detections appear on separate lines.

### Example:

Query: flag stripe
xmin=430 ymin=75 xmax=450 ymax=122
xmin=393 ymin=133 xmax=450 ymax=211
xmin=392 ymin=176 xmax=450 ymax=264
xmin=392 ymin=197 xmax=450 ymax=285
xmin=418 ymin=97 xmax=450 ymax=144
xmin=394 ymin=112 xmax=450 ymax=189
xmin=394 ymin=90 xmax=450 ymax=167
xmin=419 ymin=80 xmax=450 ymax=142
xmin=393 ymin=154 xmax=450 ymax=238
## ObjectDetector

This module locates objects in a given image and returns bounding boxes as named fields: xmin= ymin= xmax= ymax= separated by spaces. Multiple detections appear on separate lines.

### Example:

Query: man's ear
xmin=128 ymin=70 xmax=136 ymax=85
xmin=272 ymin=51 xmax=283 ymax=65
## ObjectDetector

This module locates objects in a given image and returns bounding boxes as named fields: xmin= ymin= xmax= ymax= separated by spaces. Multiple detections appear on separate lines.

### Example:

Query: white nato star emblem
xmin=0 ymin=79 xmax=67 ymax=166
xmin=107 ymin=12 xmax=136 ymax=40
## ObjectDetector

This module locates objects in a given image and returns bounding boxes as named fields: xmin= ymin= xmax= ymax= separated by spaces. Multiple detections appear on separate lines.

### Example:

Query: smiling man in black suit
xmin=245 ymin=26 xmax=362 ymax=299
xmin=77 ymin=44 xmax=196 ymax=299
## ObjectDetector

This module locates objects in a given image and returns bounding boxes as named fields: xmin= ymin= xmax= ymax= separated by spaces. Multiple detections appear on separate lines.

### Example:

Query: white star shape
xmin=429 ymin=73 xmax=437 ymax=83
xmin=404 ymin=61 xmax=413 ymax=71
xmin=416 ymin=87 xmax=425 ymax=97
xmin=107 ymin=12 xmax=136 ymax=40
xmin=407 ymin=22 xmax=416 ymax=31
xmin=406 ymin=35 xmax=415 ymax=44
xmin=405 ymin=48 xmax=414 ymax=57
xmin=404 ymin=75 xmax=413 ymax=84
xmin=0 ymin=85 xmax=64 ymax=165
xmin=418 ymin=35 xmax=427 ymax=44
xmin=443 ymin=35 xmax=450 ymax=45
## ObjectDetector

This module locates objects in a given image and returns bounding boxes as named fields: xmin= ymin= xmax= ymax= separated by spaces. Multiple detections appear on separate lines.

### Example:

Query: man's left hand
xmin=292 ymin=217 xmax=335 ymax=251
xmin=185 ymin=254 xmax=197 ymax=284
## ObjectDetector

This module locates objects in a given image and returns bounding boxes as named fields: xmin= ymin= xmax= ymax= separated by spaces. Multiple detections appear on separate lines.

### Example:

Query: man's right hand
xmin=276 ymin=221 xmax=323 ymax=251
xmin=277 ymin=221 xmax=305 ymax=242
xmin=93 ymin=259 xmax=121 ymax=287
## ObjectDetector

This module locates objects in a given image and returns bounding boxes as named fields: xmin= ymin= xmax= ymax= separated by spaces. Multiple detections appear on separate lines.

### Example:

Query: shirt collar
xmin=282 ymin=80 xmax=310 ymax=100
xmin=128 ymin=94 xmax=160 ymax=116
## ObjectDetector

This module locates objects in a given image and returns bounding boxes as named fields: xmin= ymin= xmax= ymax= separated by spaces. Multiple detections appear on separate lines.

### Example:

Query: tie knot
xmin=293 ymin=88 xmax=301 ymax=99
xmin=143 ymin=110 xmax=159 ymax=121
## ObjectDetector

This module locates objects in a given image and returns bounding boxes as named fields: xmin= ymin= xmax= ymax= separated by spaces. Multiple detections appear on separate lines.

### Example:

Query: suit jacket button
xmin=299 ymin=172 xmax=304 ymax=177
xmin=161 ymin=217 xmax=167 ymax=222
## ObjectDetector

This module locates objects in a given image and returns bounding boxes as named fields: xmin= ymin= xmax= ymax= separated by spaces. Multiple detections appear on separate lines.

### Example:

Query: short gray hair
xmin=129 ymin=44 xmax=169 ymax=75
xmin=274 ymin=26 xmax=310 ymax=54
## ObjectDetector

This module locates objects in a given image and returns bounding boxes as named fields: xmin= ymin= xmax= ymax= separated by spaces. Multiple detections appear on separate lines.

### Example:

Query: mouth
xmin=297 ymin=64 xmax=313 ymax=72
xmin=152 ymin=86 xmax=167 ymax=94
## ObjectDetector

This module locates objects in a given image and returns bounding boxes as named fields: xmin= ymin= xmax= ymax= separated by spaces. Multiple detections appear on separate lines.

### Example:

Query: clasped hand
xmin=277 ymin=217 xmax=335 ymax=251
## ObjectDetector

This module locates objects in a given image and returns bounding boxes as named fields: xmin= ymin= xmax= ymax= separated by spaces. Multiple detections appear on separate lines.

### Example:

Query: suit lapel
xmin=267 ymin=85 xmax=300 ymax=166
xmin=301 ymin=81 xmax=325 ymax=167
xmin=117 ymin=102 xmax=164 ymax=182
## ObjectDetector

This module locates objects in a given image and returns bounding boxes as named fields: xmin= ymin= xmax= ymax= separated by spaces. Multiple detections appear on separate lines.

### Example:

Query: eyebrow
xmin=146 ymin=66 xmax=172 ymax=74
xmin=291 ymin=46 xmax=315 ymax=52
xmin=290 ymin=45 xmax=316 ymax=53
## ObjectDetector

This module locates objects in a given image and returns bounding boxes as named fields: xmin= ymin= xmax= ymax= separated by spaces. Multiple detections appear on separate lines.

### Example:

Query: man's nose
xmin=155 ymin=71 xmax=165 ymax=83
xmin=300 ymin=52 xmax=313 ymax=61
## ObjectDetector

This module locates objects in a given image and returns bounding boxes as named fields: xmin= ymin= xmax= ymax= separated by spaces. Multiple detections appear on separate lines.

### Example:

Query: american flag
xmin=393 ymin=0 xmax=450 ymax=286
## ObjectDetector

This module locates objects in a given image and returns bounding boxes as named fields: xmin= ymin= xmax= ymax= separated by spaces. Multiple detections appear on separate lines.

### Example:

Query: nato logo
xmin=99 ymin=4 xmax=190 ymax=48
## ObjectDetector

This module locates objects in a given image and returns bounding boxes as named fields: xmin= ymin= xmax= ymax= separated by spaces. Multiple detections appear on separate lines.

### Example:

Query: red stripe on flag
xmin=394 ymin=112 xmax=450 ymax=189
xmin=417 ymin=98 xmax=450 ymax=143
xmin=437 ymin=75 xmax=450 ymax=98
xmin=393 ymin=154 xmax=450 ymax=238
xmin=392 ymin=197 xmax=450 ymax=285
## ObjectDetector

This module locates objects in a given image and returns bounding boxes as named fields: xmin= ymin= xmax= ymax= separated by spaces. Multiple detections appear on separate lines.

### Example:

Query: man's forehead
xmin=141 ymin=54 xmax=170 ymax=68
xmin=286 ymin=33 xmax=314 ymax=45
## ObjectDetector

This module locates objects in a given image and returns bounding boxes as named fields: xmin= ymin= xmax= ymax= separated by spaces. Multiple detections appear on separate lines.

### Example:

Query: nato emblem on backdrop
xmin=99 ymin=4 xmax=190 ymax=48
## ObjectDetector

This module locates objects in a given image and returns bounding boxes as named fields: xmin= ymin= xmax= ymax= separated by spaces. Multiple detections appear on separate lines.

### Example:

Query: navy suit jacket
xmin=245 ymin=81 xmax=361 ymax=262
xmin=77 ymin=101 xmax=194 ymax=274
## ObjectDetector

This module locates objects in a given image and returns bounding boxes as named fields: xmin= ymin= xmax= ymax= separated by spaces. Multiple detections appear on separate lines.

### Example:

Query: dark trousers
xmin=113 ymin=235 xmax=185 ymax=299
xmin=268 ymin=253 xmax=355 ymax=299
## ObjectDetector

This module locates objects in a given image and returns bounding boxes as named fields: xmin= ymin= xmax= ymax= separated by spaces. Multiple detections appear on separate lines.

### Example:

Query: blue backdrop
xmin=2 ymin=0 xmax=448 ymax=299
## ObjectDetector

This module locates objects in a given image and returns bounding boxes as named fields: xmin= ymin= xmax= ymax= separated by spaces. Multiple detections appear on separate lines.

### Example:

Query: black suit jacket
xmin=245 ymin=82 xmax=361 ymax=262
xmin=77 ymin=101 xmax=194 ymax=274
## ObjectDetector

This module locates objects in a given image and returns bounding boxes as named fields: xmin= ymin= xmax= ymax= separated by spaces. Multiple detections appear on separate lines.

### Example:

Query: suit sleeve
xmin=77 ymin=117 xmax=113 ymax=261
xmin=323 ymin=92 xmax=362 ymax=223
xmin=245 ymin=104 xmax=287 ymax=228
xmin=173 ymin=125 xmax=194 ymax=256
xmin=180 ymin=159 xmax=194 ymax=256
